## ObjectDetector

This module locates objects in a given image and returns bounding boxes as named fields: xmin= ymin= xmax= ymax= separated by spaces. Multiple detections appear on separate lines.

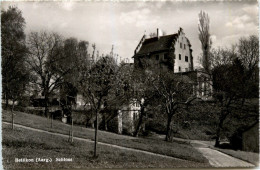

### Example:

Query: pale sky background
xmin=1 ymin=1 xmax=258 ymax=67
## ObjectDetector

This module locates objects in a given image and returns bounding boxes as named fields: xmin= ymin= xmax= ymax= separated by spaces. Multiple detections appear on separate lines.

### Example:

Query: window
xmin=156 ymin=55 xmax=159 ymax=60
xmin=174 ymin=54 xmax=176 ymax=59
xmin=204 ymin=82 xmax=207 ymax=96
xmin=184 ymin=44 xmax=186 ymax=49
xmin=179 ymin=66 xmax=181 ymax=72
xmin=133 ymin=112 xmax=138 ymax=121
xmin=185 ymin=56 xmax=188 ymax=62
xmin=185 ymin=68 xmax=188 ymax=72
xmin=179 ymin=54 xmax=181 ymax=60
xmin=180 ymin=43 xmax=182 ymax=48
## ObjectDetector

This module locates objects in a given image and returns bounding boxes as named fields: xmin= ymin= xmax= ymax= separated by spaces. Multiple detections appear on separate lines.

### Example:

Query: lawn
xmin=212 ymin=147 xmax=259 ymax=166
xmin=2 ymin=109 xmax=209 ymax=164
xmin=2 ymin=124 xmax=210 ymax=169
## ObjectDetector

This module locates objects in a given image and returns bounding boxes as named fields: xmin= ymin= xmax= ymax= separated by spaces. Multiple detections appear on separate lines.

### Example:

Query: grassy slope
xmin=2 ymin=110 xmax=209 ymax=163
xmin=3 ymin=124 xmax=210 ymax=169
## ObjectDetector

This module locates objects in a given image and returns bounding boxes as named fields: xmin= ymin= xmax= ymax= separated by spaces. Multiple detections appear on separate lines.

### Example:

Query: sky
xmin=1 ymin=1 xmax=258 ymax=67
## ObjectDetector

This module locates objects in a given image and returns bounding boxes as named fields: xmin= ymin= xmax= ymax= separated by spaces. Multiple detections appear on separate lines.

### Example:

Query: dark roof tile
xmin=135 ymin=34 xmax=178 ymax=56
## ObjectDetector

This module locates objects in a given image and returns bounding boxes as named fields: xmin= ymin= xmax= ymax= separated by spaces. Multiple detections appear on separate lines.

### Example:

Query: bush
xmin=122 ymin=128 xmax=133 ymax=136
xmin=146 ymin=120 xmax=166 ymax=134
xmin=107 ymin=118 xmax=119 ymax=133
xmin=14 ymin=105 xmax=27 ymax=112
xmin=17 ymin=96 xmax=30 ymax=107
xmin=27 ymin=109 xmax=45 ymax=117
xmin=229 ymin=129 xmax=243 ymax=150
xmin=71 ymin=110 xmax=89 ymax=125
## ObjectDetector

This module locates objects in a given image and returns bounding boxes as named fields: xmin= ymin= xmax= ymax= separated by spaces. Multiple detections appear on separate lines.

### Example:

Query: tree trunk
xmin=215 ymin=120 xmax=223 ymax=147
xmin=51 ymin=113 xmax=53 ymax=128
xmin=215 ymin=118 xmax=222 ymax=147
xmin=44 ymin=94 xmax=49 ymax=118
xmin=133 ymin=105 xmax=145 ymax=137
xmin=103 ymin=115 xmax=108 ymax=131
xmin=94 ymin=110 xmax=99 ymax=158
xmin=71 ymin=118 xmax=73 ymax=142
xmin=5 ymin=95 xmax=9 ymax=110
xmin=215 ymin=136 xmax=220 ymax=147
xmin=215 ymin=111 xmax=228 ymax=147
xmin=104 ymin=120 xmax=108 ymax=131
xmin=165 ymin=114 xmax=173 ymax=141
xmin=11 ymin=100 xmax=15 ymax=130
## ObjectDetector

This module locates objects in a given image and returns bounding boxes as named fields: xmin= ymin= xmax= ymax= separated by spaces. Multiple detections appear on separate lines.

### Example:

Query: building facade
xmin=133 ymin=28 xmax=194 ymax=73
xmin=117 ymin=99 xmax=141 ymax=134
xmin=133 ymin=28 xmax=213 ymax=99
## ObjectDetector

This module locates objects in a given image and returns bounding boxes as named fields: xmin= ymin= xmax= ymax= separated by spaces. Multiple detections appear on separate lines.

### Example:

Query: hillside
xmin=2 ymin=110 xmax=210 ymax=169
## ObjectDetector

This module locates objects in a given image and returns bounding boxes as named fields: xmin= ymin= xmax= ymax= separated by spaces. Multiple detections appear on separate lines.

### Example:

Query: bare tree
xmin=79 ymin=56 xmax=117 ymax=157
xmin=238 ymin=35 xmax=259 ymax=78
xmin=26 ymin=31 xmax=73 ymax=118
xmin=100 ymin=62 xmax=132 ymax=131
xmin=198 ymin=10 xmax=212 ymax=72
xmin=211 ymin=35 xmax=259 ymax=146
xmin=130 ymin=69 xmax=156 ymax=137
xmin=210 ymin=46 xmax=236 ymax=69
xmin=151 ymin=71 xmax=196 ymax=141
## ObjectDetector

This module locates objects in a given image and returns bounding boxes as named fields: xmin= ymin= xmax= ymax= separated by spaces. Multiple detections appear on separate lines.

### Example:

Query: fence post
xmin=71 ymin=118 xmax=73 ymax=142
xmin=12 ymin=112 xmax=14 ymax=130
xmin=11 ymin=103 xmax=15 ymax=130
xmin=68 ymin=130 xmax=71 ymax=142
xmin=51 ymin=114 xmax=53 ymax=128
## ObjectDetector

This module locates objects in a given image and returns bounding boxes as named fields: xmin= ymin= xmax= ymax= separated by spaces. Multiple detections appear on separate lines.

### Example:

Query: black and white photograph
xmin=1 ymin=0 xmax=259 ymax=169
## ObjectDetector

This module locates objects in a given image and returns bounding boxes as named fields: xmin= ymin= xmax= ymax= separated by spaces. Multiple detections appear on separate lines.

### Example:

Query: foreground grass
xmin=212 ymin=147 xmax=259 ymax=166
xmin=2 ymin=109 xmax=209 ymax=164
xmin=2 ymin=124 xmax=210 ymax=169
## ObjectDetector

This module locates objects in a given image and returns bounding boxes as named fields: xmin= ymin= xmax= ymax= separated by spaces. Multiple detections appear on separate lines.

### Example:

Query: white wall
xmin=174 ymin=31 xmax=192 ymax=73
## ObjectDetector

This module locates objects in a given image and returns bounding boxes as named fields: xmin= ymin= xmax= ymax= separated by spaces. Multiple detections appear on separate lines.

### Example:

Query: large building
xmin=133 ymin=28 xmax=194 ymax=73
xmin=132 ymin=27 xmax=213 ymax=99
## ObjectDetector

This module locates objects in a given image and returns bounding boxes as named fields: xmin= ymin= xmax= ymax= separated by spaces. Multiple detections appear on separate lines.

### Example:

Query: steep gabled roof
xmin=135 ymin=34 xmax=178 ymax=56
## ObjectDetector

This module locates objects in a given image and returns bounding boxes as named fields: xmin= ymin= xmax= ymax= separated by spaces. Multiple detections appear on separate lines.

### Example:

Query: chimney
xmin=178 ymin=27 xmax=184 ymax=35
xmin=157 ymin=28 xmax=163 ymax=39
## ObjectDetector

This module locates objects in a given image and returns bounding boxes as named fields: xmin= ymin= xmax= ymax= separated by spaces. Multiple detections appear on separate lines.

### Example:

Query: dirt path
xmin=151 ymin=134 xmax=255 ymax=167
xmin=190 ymin=140 xmax=255 ymax=167
xmin=2 ymin=122 xmax=186 ymax=162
